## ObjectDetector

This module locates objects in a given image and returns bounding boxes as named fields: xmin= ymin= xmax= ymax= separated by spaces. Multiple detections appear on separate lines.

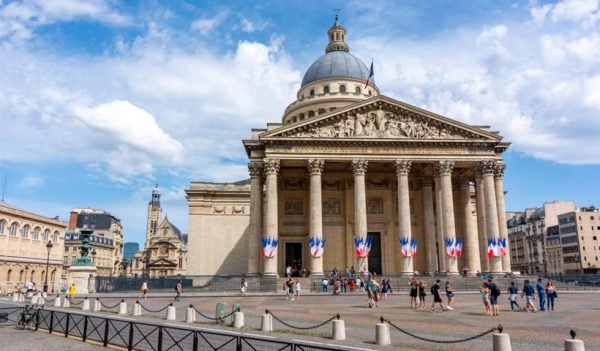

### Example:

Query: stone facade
xmin=557 ymin=207 xmax=600 ymax=275
xmin=186 ymin=17 xmax=513 ymax=277
xmin=0 ymin=201 xmax=66 ymax=293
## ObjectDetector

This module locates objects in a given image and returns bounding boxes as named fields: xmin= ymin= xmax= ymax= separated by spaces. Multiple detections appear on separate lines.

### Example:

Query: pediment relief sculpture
xmin=284 ymin=107 xmax=480 ymax=140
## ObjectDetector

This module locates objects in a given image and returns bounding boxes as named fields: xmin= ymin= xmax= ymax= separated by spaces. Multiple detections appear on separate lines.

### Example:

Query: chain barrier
xmin=70 ymin=298 xmax=84 ymax=306
xmin=44 ymin=296 xmax=57 ymax=303
xmin=191 ymin=305 xmax=236 ymax=321
xmin=385 ymin=318 xmax=501 ymax=344
xmin=267 ymin=310 xmax=338 ymax=330
xmin=24 ymin=295 xmax=32 ymax=300
xmin=99 ymin=299 xmax=121 ymax=309
xmin=138 ymin=302 xmax=171 ymax=313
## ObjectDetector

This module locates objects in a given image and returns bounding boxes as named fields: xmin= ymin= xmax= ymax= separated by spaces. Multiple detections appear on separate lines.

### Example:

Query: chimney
xmin=68 ymin=211 xmax=78 ymax=230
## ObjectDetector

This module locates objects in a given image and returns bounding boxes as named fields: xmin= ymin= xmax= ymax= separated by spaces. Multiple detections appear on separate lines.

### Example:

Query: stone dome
xmin=301 ymin=51 xmax=373 ymax=87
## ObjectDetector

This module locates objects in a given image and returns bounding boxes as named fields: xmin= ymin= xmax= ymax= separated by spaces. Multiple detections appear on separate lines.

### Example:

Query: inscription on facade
xmin=284 ymin=199 xmax=303 ymax=215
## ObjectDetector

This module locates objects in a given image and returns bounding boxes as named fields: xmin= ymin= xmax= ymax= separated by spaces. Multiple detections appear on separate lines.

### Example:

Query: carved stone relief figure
xmin=322 ymin=198 xmax=341 ymax=215
xmin=284 ymin=199 xmax=303 ymax=215
xmin=367 ymin=197 xmax=384 ymax=214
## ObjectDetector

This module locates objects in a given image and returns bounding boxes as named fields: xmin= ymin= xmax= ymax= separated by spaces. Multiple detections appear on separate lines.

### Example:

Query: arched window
xmin=19 ymin=269 xmax=24 ymax=282
xmin=335 ymin=32 xmax=339 ymax=40
xmin=355 ymin=86 xmax=361 ymax=94
xmin=0 ymin=220 xmax=5 ymax=235
xmin=7 ymin=269 xmax=11 ymax=282
xmin=368 ymin=90 xmax=372 ymax=96
xmin=43 ymin=229 xmax=49 ymax=242
xmin=22 ymin=225 xmax=30 ymax=238
xmin=9 ymin=223 xmax=18 ymax=236
xmin=323 ymin=86 xmax=330 ymax=94
xmin=52 ymin=231 xmax=59 ymax=243
xmin=30 ymin=270 xmax=35 ymax=281
xmin=309 ymin=89 xmax=315 ymax=96
xmin=40 ymin=270 xmax=45 ymax=282
xmin=308 ymin=110 xmax=315 ymax=118
xmin=330 ymin=34 xmax=334 ymax=41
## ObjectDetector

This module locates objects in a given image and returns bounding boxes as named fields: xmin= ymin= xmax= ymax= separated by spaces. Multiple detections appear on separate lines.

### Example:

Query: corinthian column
xmin=459 ymin=177 xmax=481 ymax=275
xmin=419 ymin=176 xmax=437 ymax=274
xmin=474 ymin=170 xmax=488 ymax=273
xmin=263 ymin=158 xmax=280 ymax=276
xmin=247 ymin=161 xmax=263 ymax=275
xmin=434 ymin=172 xmax=446 ymax=273
xmin=494 ymin=164 xmax=511 ymax=273
xmin=395 ymin=160 xmax=412 ymax=274
xmin=479 ymin=160 xmax=502 ymax=273
xmin=308 ymin=159 xmax=325 ymax=276
xmin=351 ymin=159 xmax=368 ymax=272
xmin=438 ymin=160 xmax=459 ymax=274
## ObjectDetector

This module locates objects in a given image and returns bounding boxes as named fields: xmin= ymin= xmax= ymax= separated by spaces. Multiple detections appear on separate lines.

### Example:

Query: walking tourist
xmin=349 ymin=278 xmax=355 ymax=292
xmin=341 ymin=278 xmax=347 ymax=293
xmin=485 ymin=278 xmax=501 ymax=316
xmin=174 ymin=280 xmax=182 ymax=301
xmin=367 ymin=277 xmax=380 ymax=308
xmin=140 ymin=280 xmax=148 ymax=299
xmin=285 ymin=278 xmax=295 ymax=300
xmin=286 ymin=265 xmax=292 ymax=278
xmin=536 ymin=278 xmax=546 ymax=311
xmin=417 ymin=281 xmax=426 ymax=308
xmin=430 ymin=279 xmax=446 ymax=312
xmin=355 ymin=277 xmax=361 ymax=293
xmin=546 ymin=281 xmax=557 ymax=311
xmin=240 ymin=277 xmax=248 ymax=293
xmin=68 ymin=283 xmax=76 ymax=300
xmin=322 ymin=278 xmax=329 ymax=293
xmin=480 ymin=281 xmax=491 ymax=315
xmin=445 ymin=281 xmax=455 ymax=310
xmin=522 ymin=279 xmax=537 ymax=312
xmin=295 ymin=280 xmax=301 ymax=301
xmin=508 ymin=281 xmax=521 ymax=311
xmin=409 ymin=278 xmax=418 ymax=309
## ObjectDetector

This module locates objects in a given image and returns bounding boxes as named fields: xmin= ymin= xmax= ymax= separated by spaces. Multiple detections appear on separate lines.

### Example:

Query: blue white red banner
xmin=400 ymin=237 xmax=417 ymax=257
xmin=487 ymin=237 xmax=506 ymax=257
xmin=308 ymin=236 xmax=325 ymax=258
xmin=445 ymin=237 xmax=462 ymax=257
xmin=353 ymin=236 xmax=372 ymax=258
xmin=261 ymin=236 xmax=278 ymax=258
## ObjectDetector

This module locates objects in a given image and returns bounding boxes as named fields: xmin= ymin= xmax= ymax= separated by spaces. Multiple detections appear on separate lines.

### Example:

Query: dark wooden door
xmin=368 ymin=233 xmax=382 ymax=275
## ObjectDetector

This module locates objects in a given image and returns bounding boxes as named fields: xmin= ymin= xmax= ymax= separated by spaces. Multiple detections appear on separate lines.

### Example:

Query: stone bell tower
xmin=145 ymin=184 xmax=162 ymax=249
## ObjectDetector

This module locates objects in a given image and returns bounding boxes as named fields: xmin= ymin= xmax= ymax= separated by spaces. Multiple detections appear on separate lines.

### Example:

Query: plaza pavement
xmin=2 ymin=290 xmax=600 ymax=351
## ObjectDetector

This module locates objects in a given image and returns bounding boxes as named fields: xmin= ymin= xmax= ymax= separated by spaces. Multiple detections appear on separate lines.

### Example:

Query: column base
xmin=446 ymin=271 xmax=461 ymax=276
xmin=398 ymin=272 xmax=415 ymax=276
xmin=262 ymin=273 xmax=279 ymax=277
xmin=309 ymin=272 xmax=324 ymax=277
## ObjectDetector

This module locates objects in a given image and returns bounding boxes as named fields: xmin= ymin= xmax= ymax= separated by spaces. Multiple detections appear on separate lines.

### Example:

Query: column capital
xmin=477 ymin=160 xmax=497 ymax=175
xmin=417 ymin=176 xmax=434 ymax=188
xmin=395 ymin=160 xmax=412 ymax=176
xmin=351 ymin=159 xmax=368 ymax=175
xmin=248 ymin=161 xmax=263 ymax=178
xmin=494 ymin=163 xmax=506 ymax=179
xmin=263 ymin=158 xmax=280 ymax=176
xmin=435 ymin=160 xmax=455 ymax=176
xmin=307 ymin=159 xmax=325 ymax=175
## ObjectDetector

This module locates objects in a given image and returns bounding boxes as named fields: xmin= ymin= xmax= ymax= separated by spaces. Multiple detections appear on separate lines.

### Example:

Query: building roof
xmin=301 ymin=51 xmax=372 ymax=87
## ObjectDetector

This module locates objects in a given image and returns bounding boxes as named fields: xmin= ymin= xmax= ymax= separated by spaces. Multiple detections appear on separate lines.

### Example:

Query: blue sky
xmin=1 ymin=0 xmax=599 ymax=248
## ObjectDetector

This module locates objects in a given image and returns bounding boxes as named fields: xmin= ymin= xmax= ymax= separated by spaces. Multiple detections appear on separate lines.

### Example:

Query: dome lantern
xmin=326 ymin=14 xmax=349 ymax=53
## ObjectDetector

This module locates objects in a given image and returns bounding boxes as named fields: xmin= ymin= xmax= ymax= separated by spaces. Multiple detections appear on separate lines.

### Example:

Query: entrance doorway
xmin=367 ymin=232 xmax=382 ymax=275
xmin=285 ymin=242 xmax=303 ymax=277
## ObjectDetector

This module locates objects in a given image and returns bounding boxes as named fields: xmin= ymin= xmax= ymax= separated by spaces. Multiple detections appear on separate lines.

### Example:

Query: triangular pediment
xmin=261 ymin=96 xmax=502 ymax=141
xmin=147 ymin=257 xmax=177 ymax=268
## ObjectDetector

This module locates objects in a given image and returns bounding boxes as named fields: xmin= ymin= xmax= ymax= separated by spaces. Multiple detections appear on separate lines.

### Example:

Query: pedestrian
xmin=140 ymin=280 xmax=148 ymax=299
xmin=350 ymin=266 xmax=356 ymax=276
xmin=381 ymin=279 xmax=389 ymax=301
xmin=536 ymin=278 xmax=546 ymax=311
xmin=355 ymin=277 xmax=361 ymax=293
xmin=174 ymin=280 xmax=182 ymax=301
xmin=546 ymin=281 xmax=557 ymax=311
xmin=322 ymin=278 xmax=329 ymax=293
xmin=285 ymin=278 xmax=295 ymax=300
xmin=480 ymin=281 xmax=491 ymax=315
xmin=445 ymin=281 xmax=455 ymax=310
xmin=68 ymin=283 xmax=76 ymax=300
xmin=342 ymin=278 xmax=347 ymax=293
xmin=367 ymin=276 xmax=380 ymax=308
xmin=409 ymin=278 xmax=418 ymax=309
xmin=522 ymin=279 xmax=537 ymax=312
xmin=240 ymin=277 xmax=248 ymax=293
xmin=507 ymin=281 xmax=521 ymax=311
xmin=295 ymin=280 xmax=302 ymax=301
xmin=286 ymin=265 xmax=292 ymax=278
xmin=430 ymin=279 xmax=446 ymax=312
xmin=349 ymin=278 xmax=355 ymax=292
xmin=486 ymin=278 xmax=500 ymax=316
xmin=418 ymin=281 xmax=427 ymax=308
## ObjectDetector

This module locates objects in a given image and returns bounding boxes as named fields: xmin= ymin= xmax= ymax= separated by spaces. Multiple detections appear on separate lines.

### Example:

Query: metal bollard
xmin=166 ymin=304 xmax=176 ymax=321
xmin=493 ymin=325 xmax=512 ymax=351
xmin=232 ymin=312 xmax=244 ymax=328
xmin=93 ymin=299 xmax=101 ymax=312
xmin=332 ymin=314 xmax=345 ymax=341
xmin=37 ymin=296 xmax=45 ymax=306
xmin=261 ymin=311 xmax=272 ymax=332
xmin=376 ymin=316 xmax=391 ymax=346
xmin=132 ymin=302 xmax=142 ymax=316
xmin=54 ymin=296 xmax=61 ymax=308
xmin=215 ymin=302 xmax=227 ymax=324
xmin=118 ymin=300 xmax=127 ymax=315
xmin=186 ymin=306 xmax=195 ymax=323
xmin=565 ymin=330 xmax=585 ymax=351
xmin=82 ymin=298 xmax=90 ymax=311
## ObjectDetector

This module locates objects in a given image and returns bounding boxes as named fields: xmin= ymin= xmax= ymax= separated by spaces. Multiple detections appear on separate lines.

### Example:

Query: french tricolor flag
xmin=364 ymin=60 xmax=374 ymax=89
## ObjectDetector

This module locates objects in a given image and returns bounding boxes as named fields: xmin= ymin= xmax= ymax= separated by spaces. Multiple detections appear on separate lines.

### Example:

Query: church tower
xmin=145 ymin=184 xmax=162 ymax=249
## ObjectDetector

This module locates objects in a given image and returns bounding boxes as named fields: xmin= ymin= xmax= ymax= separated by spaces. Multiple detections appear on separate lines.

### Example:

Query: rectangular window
xmin=592 ymin=216 xmax=595 ymax=220
xmin=594 ymin=236 xmax=598 ymax=240
xmin=71 ymin=256 xmax=76 ymax=263
xmin=63 ymin=256 xmax=67 ymax=264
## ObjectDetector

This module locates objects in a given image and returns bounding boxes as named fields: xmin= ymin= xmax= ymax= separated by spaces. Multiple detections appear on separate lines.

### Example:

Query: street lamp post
xmin=91 ymin=248 xmax=97 ymax=265
xmin=43 ymin=240 xmax=53 ymax=293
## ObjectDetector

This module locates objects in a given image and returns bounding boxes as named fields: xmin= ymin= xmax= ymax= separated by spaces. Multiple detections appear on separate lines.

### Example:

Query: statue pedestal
xmin=68 ymin=266 xmax=97 ymax=294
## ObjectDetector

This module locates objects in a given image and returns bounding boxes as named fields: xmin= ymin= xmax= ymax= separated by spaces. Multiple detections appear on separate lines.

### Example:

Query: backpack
xmin=430 ymin=285 xmax=436 ymax=294
xmin=490 ymin=283 xmax=501 ymax=297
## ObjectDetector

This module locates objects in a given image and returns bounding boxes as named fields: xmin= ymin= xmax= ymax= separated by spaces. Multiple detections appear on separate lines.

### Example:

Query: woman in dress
xmin=418 ymin=281 xmax=427 ymax=308
xmin=381 ymin=279 xmax=389 ymax=301
xmin=295 ymin=280 xmax=302 ymax=301
xmin=409 ymin=278 xmax=418 ymax=309
xmin=445 ymin=281 xmax=455 ymax=310
xmin=480 ymin=282 xmax=491 ymax=315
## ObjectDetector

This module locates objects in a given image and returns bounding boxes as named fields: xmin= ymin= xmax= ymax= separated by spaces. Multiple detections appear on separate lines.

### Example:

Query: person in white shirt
xmin=322 ymin=278 xmax=329 ymax=293
xmin=295 ymin=280 xmax=302 ymax=301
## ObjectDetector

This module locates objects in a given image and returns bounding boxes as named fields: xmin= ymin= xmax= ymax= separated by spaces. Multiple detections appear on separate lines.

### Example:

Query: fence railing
xmin=95 ymin=275 xmax=278 ymax=293
xmin=30 ymin=307 xmax=355 ymax=351
xmin=0 ymin=307 xmax=22 ymax=326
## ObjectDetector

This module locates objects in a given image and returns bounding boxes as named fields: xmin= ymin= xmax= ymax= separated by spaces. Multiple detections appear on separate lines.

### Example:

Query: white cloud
xmin=191 ymin=9 xmax=229 ymax=35
xmin=17 ymin=176 xmax=43 ymax=189
xmin=550 ymin=0 xmax=598 ymax=22
xmin=239 ymin=16 xmax=269 ymax=32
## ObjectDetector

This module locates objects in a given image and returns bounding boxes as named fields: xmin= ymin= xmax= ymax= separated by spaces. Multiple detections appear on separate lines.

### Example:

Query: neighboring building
xmin=507 ymin=201 xmax=576 ymax=275
xmin=546 ymin=224 xmax=562 ymax=275
xmin=0 ymin=201 xmax=66 ymax=293
xmin=123 ymin=242 xmax=139 ymax=261
xmin=186 ymin=16 xmax=513 ymax=277
xmin=132 ymin=186 xmax=187 ymax=277
xmin=557 ymin=206 xmax=600 ymax=275
xmin=63 ymin=208 xmax=124 ymax=277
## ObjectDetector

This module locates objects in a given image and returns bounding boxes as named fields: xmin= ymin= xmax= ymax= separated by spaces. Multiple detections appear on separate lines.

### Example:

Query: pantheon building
xmin=186 ymin=17 xmax=511 ymax=277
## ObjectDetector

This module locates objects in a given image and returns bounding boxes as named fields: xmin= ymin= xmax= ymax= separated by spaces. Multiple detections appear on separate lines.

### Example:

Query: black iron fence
xmin=95 ymin=275 xmax=278 ymax=293
xmin=26 ymin=307 xmax=356 ymax=351
xmin=0 ymin=307 xmax=21 ymax=326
